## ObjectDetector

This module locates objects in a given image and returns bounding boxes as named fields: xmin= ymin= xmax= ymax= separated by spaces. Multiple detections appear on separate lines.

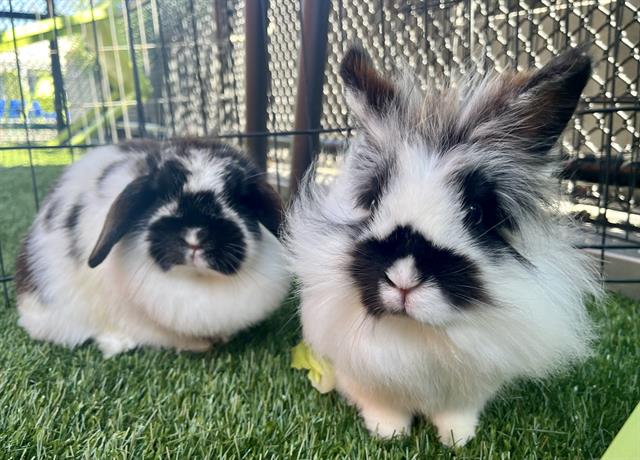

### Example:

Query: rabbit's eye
xmin=467 ymin=203 xmax=484 ymax=226
xmin=369 ymin=198 xmax=378 ymax=209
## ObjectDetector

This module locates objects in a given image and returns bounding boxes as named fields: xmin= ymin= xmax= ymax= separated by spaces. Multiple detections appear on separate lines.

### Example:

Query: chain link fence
xmin=1 ymin=0 xmax=639 ymax=306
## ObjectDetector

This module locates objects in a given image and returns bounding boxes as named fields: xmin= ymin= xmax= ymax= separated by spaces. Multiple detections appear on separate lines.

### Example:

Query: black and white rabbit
xmin=286 ymin=47 xmax=599 ymax=446
xmin=16 ymin=138 xmax=290 ymax=357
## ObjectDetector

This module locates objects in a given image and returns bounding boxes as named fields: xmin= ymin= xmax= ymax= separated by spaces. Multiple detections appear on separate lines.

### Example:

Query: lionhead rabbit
xmin=286 ymin=47 xmax=599 ymax=446
xmin=16 ymin=138 xmax=290 ymax=357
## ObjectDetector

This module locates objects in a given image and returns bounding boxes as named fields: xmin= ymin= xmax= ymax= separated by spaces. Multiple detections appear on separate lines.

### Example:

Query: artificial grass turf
xmin=0 ymin=166 xmax=639 ymax=458
xmin=1 ymin=294 xmax=638 ymax=459
xmin=0 ymin=165 xmax=65 ymax=304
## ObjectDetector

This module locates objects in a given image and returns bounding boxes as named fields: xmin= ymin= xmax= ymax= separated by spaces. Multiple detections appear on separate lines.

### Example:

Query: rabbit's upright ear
xmin=88 ymin=175 xmax=155 ymax=268
xmin=340 ymin=47 xmax=397 ymax=117
xmin=474 ymin=48 xmax=592 ymax=157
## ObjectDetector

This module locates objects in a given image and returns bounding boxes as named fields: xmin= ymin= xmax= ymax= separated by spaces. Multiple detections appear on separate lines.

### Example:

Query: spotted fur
xmin=286 ymin=47 xmax=600 ymax=445
xmin=15 ymin=139 xmax=290 ymax=357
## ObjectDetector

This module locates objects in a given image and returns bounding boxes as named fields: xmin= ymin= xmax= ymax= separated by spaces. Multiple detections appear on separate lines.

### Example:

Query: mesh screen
xmin=0 ymin=0 xmax=639 ymax=299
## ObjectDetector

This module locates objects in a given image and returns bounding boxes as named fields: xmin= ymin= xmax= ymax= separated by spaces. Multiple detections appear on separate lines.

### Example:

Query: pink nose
xmin=396 ymin=286 xmax=415 ymax=305
xmin=188 ymin=244 xmax=201 ymax=259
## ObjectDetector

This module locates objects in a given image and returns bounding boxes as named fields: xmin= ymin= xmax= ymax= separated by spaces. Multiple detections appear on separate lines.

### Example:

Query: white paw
xmin=211 ymin=334 xmax=231 ymax=345
xmin=175 ymin=337 xmax=212 ymax=353
xmin=95 ymin=334 xmax=137 ymax=358
xmin=361 ymin=408 xmax=411 ymax=439
xmin=431 ymin=411 xmax=478 ymax=447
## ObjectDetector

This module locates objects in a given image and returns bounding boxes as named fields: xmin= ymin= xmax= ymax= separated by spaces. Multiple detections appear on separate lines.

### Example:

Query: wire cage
xmin=0 ymin=0 xmax=639 ymax=307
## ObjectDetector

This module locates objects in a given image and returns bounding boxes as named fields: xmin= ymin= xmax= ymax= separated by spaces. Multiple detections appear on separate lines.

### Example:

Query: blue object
xmin=8 ymin=99 xmax=22 ymax=118
xmin=30 ymin=101 xmax=43 ymax=117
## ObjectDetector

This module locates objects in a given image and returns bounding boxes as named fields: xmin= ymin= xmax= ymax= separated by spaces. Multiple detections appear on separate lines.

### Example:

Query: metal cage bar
xmin=289 ymin=0 xmax=331 ymax=195
xmin=1 ymin=0 xmax=640 ymax=308
xmin=244 ymin=0 xmax=269 ymax=171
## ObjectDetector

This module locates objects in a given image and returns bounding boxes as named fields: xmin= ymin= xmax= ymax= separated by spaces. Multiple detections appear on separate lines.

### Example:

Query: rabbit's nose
xmin=184 ymin=228 xmax=201 ymax=248
xmin=387 ymin=281 xmax=418 ymax=306
xmin=396 ymin=286 xmax=416 ymax=305
xmin=187 ymin=243 xmax=203 ymax=263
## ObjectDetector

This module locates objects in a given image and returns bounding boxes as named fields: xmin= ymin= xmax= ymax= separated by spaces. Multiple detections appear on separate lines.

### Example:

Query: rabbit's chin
xmin=165 ymin=256 xmax=235 ymax=278
xmin=166 ymin=263 xmax=228 ymax=279
xmin=300 ymin=291 xmax=499 ymax=445
xmin=115 ymin=228 xmax=287 ymax=338
xmin=377 ymin=282 xmax=462 ymax=327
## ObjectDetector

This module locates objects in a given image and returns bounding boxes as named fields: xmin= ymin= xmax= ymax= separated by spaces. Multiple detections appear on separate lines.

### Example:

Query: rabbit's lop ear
xmin=88 ymin=175 xmax=155 ymax=268
xmin=227 ymin=173 xmax=284 ymax=238
xmin=340 ymin=46 xmax=397 ymax=116
xmin=248 ymin=179 xmax=283 ymax=237
xmin=475 ymin=48 xmax=592 ymax=157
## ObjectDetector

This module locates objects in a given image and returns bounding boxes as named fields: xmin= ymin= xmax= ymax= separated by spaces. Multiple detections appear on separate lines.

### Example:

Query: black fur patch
xmin=147 ymin=217 xmax=187 ymax=270
xmin=197 ymin=220 xmax=246 ymax=275
xmin=65 ymin=202 xmax=84 ymax=260
xmin=97 ymin=160 xmax=127 ymax=189
xmin=457 ymin=169 xmax=529 ymax=264
xmin=145 ymin=139 xmax=282 ymax=236
xmin=350 ymin=225 xmax=488 ymax=317
xmin=222 ymin=161 xmax=283 ymax=238
xmin=460 ymin=170 xmax=512 ymax=231
xmin=15 ymin=236 xmax=37 ymax=296
xmin=153 ymin=159 xmax=190 ymax=200
xmin=355 ymin=159 xmax=394 ymax=211
xmin=88 ymin=160 xmax=189 ymax=268
xmin=43 ymin=198 xmax=61 ymax=230
xmin=148 ymin=191 xmax=246 ymax=274
xmin=140 ymin=152 xmax=161 ymax=176
xmin=223 ymin=163 xmax=261 ymax=237
xmin=92 ymin=138 xmax=281 ymax=270
xmin=222 ymin=162 xmax=245 ymax=190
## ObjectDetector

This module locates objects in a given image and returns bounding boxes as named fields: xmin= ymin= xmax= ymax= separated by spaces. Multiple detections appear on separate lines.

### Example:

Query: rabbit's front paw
xmin=174 ymin=337 xmax=212 ymax=353
xmin=360 ymin=403 xmax=411 ymax=439
xmin=431 ymin=410 xmax=479 ymax=447
xmin=96 ymin=334 xmax=138 ymax=358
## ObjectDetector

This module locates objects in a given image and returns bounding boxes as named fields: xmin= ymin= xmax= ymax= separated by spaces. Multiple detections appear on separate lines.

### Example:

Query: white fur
xmin=17 ymin=144 xmax=290 ymax=357
xmin=286 ymin=61 xmax=600 ymax=446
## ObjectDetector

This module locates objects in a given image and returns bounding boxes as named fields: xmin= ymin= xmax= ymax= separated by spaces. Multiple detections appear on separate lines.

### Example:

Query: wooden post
xmin=289 ymin=0 xmax=331 ymax=196
xmin=244 ymin=0 xmax=269 ymax=171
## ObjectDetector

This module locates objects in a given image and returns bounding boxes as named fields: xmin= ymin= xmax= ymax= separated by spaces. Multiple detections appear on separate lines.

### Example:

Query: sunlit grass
xmin=0 ymin=166 xmax=638 ymax=458
xmin=0 ymin=148 xmax=77 ymax=168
